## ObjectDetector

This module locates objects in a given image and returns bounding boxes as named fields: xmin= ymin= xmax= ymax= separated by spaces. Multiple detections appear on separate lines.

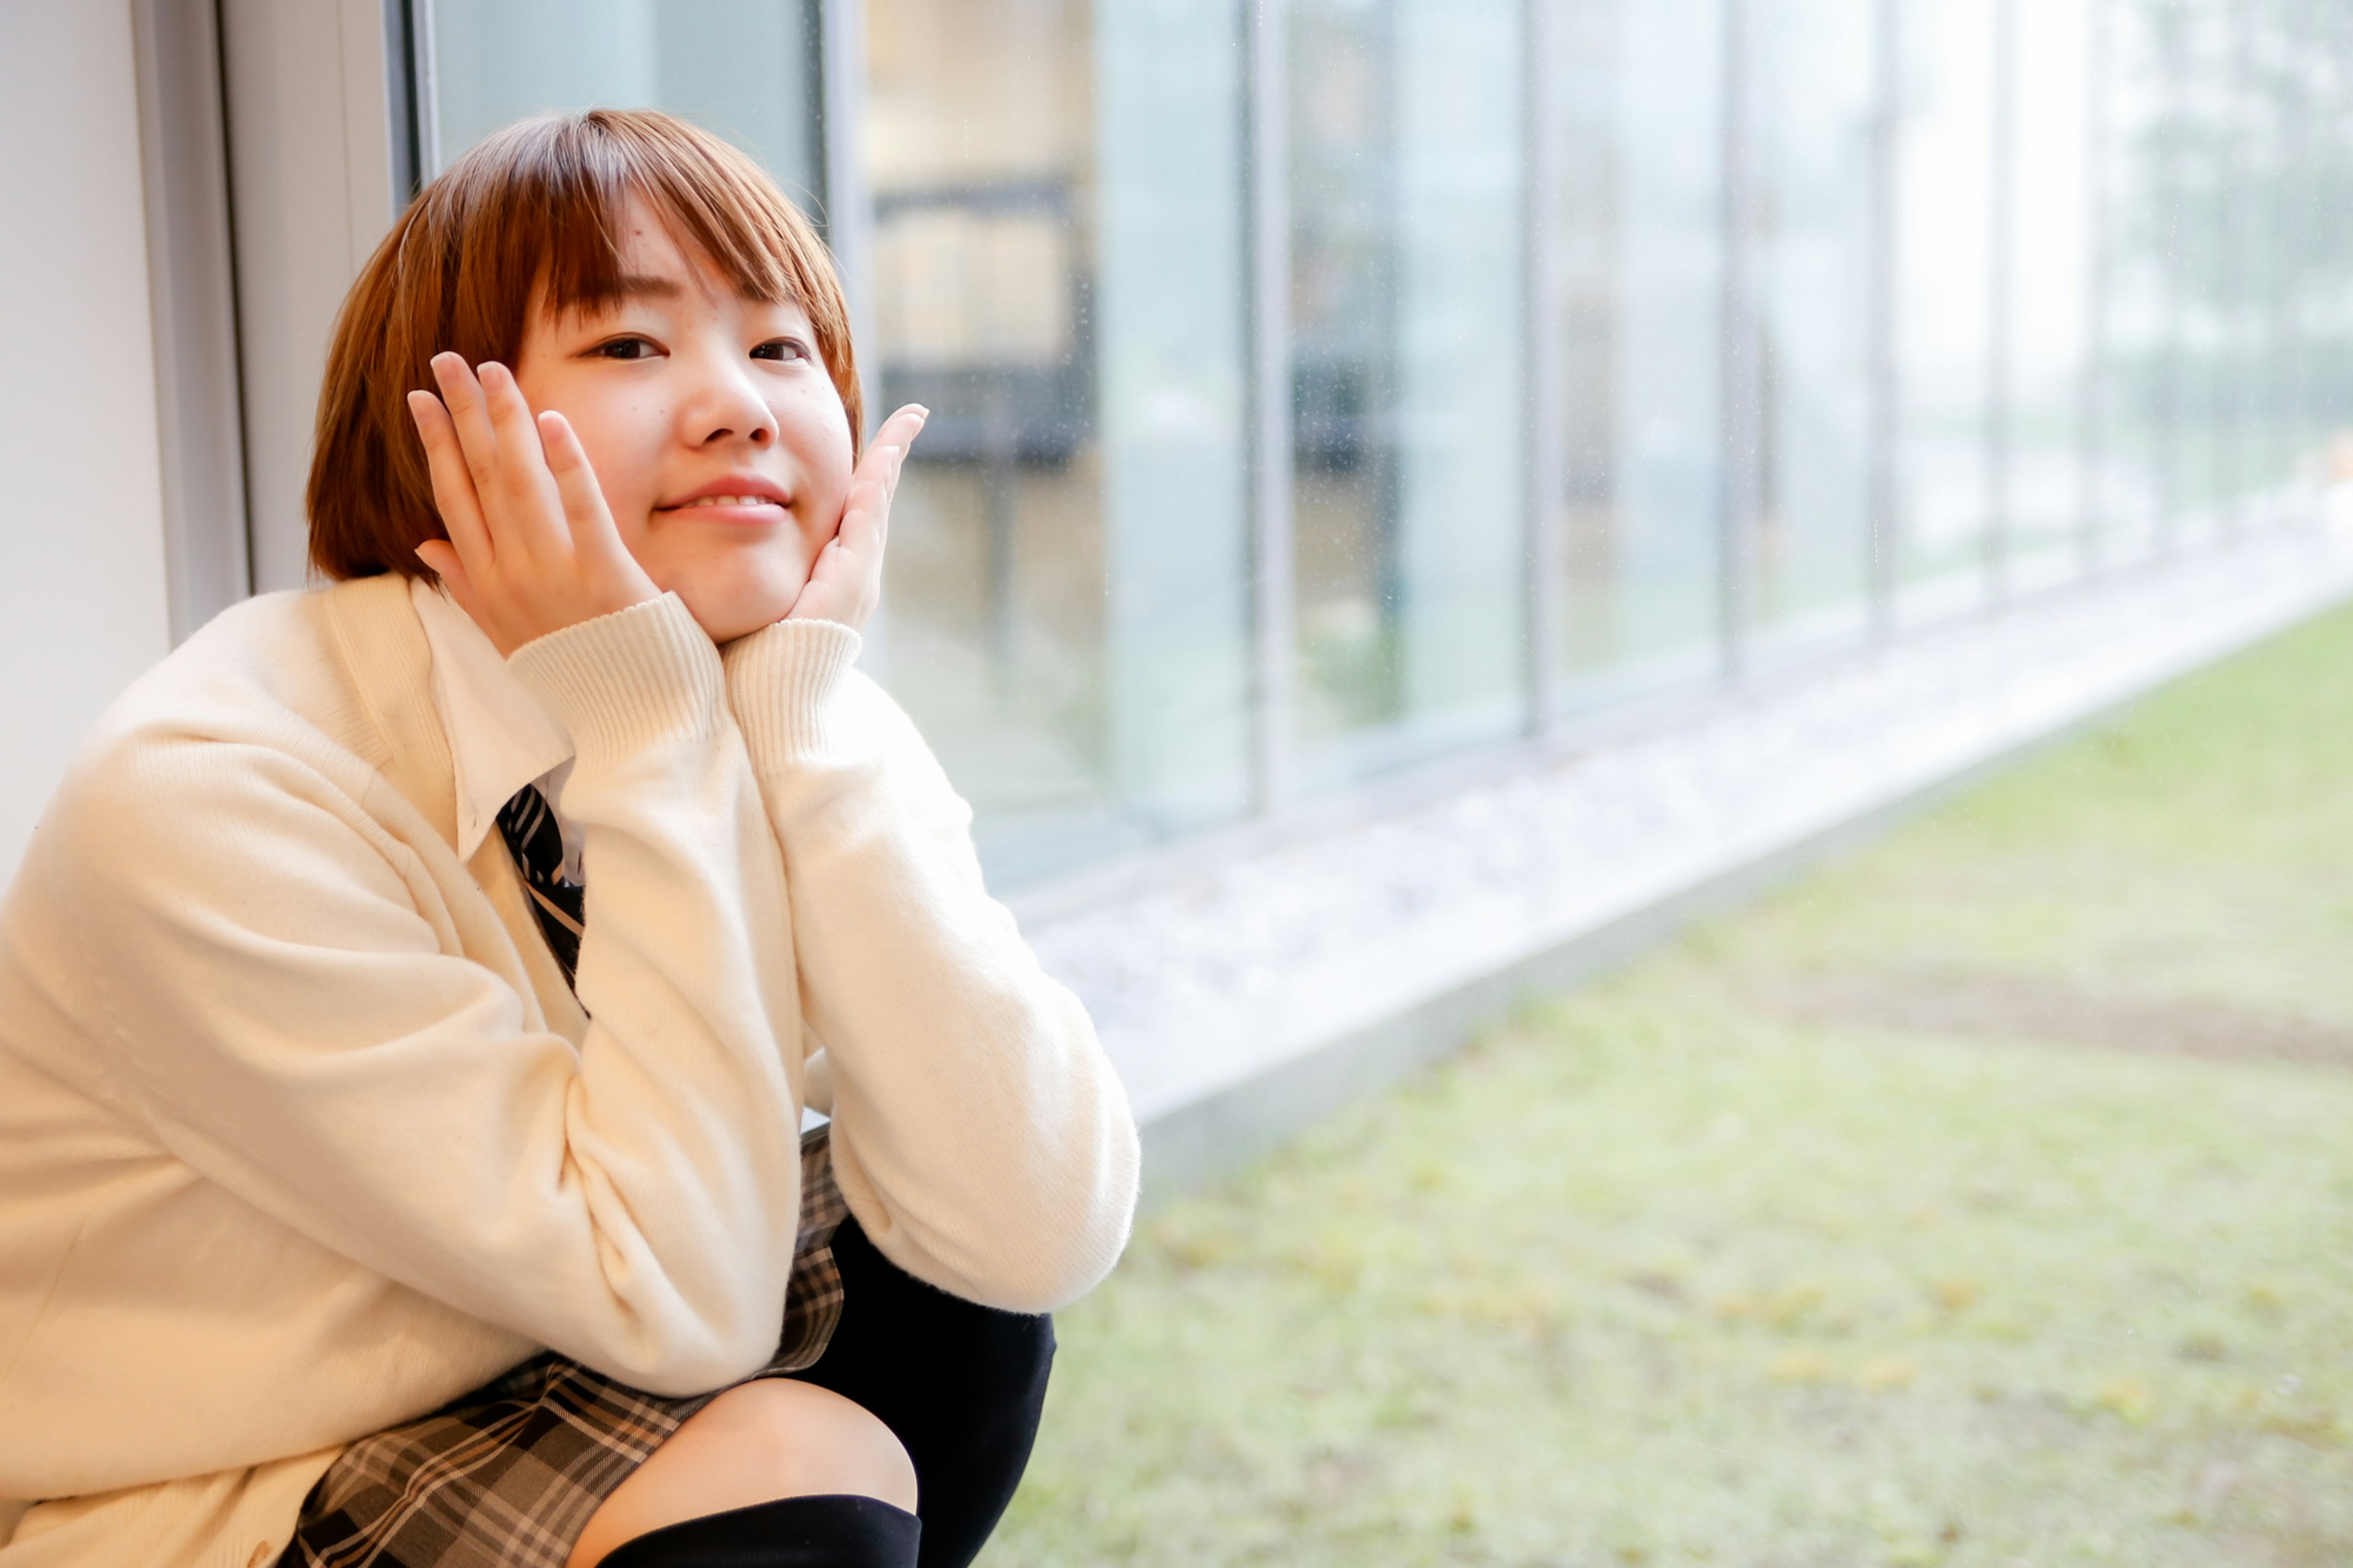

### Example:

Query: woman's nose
xmin=684 ymin=365 xmax=777 ymax=448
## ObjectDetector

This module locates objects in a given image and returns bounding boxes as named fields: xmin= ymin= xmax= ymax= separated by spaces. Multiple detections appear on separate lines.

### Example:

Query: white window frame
xmin=215 ymin=0 xmax=411 ymax=593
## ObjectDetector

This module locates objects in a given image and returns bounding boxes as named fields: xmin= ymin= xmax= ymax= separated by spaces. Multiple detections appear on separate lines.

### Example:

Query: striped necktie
xmin=497 ymin=784 xmax=583 ymax=990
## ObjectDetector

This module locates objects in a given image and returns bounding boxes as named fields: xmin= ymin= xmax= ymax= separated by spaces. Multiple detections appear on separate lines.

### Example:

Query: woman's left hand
xmin=786 ymin=404 xmax=926 ymax=634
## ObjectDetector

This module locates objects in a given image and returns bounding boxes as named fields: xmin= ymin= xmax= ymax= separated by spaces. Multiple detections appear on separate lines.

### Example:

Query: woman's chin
xmin=659 ymin=561 xmax=812 ymax=644
xmin=661 ymin=585 xmax=785 ymax=643
xmin=692 ymin=597 xmax=800 ymax=644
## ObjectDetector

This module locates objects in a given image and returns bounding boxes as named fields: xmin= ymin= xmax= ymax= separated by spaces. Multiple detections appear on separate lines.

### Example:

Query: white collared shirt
xmin=410 ymin=578 xmax=582 ymax=880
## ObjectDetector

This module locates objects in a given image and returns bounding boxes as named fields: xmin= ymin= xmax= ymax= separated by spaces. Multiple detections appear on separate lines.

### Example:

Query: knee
xmin=689 ymin=1380 xmax=918 ymax=1509
xmin=569 ymin=1381 xmax=915 ymax=1568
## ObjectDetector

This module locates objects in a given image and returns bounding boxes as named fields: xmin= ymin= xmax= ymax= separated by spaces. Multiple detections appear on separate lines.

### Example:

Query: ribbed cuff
xmin=721 ymin=617 xmax=862 ymax=768
xmin=507 ymin=594 xmax=724 ymax=768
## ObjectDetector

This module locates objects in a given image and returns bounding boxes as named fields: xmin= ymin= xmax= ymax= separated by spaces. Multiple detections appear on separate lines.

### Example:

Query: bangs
xmin=521 ymin=115 xmax=826 ymax=320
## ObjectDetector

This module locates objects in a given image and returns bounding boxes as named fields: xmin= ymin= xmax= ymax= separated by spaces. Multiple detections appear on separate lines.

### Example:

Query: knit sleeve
xmin=52 ymin=594 xmax=808 ymax=1396
xmin=722 ymin=618 xmax=1140 ymax=1312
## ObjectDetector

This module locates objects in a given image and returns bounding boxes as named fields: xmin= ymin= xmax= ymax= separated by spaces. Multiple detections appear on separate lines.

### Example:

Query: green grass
xmin=984 ymin=601 xmax=2353 ymax=1567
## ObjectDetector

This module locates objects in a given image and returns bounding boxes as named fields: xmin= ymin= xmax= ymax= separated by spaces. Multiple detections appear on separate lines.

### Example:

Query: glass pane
xmin=1289 ymin=0 xmax=1526 ymax=786
xmin=1895 ymin=0 xmax=1995 ymax=624
xmin=2270 ymin=0 xmax=2344 ymax=499
xmin=428 ymin=0 xmax=822 ymax=201
xmin=864 ymin=0 xmax=1251 ymax=881
xmin=2096 ymin=0 xmax=2180 ymax=562
xmin=2233 ymin=0 xmax=2297 ymax=522
xmin=1550 ymin=0 xmax=1724 ymax=712
xmin=2007 ymin=0 xmax=2096 ymax=591
xmin=1754 ymin=0 xmax=1874 ymax=659
xmin=2172 ymin=0 xmax=2230 ymax=543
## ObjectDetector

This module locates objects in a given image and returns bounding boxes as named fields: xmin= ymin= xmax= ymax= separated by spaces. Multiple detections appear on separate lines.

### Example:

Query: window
xmin=862 ymin=0 xmax=1254 ymax=879
xmin=377 ymin=0 xmax=2350 ymax=892
xmin=1288 ymin=0 xmax=1527 ymax=783
xmin=1547 ymin=0 xmax=1726 ymax=710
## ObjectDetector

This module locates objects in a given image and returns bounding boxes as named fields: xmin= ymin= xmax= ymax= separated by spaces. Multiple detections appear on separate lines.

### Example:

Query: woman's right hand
xmin=408 ymin=352 xmax=661 ymax=656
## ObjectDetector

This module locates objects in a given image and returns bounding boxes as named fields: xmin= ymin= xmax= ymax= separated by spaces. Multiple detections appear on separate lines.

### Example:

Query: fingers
xmin=407 ymin=388 xmax=493 ymax=572
xmin=859 ymin=404 xmax=928 ymax=512
xmin=539 ymin=411 xmax=621 ymax=552
xmin=870 ymin=403 xmax=929 ymax=461
xmin=423 ymin=354 xmax=569 ymax=564
xmin=430 ymin=354 xmax=505 ymax=510
xmin=790 ymin=407 xmax=923 ymax=632
xmin=843 ymin=404 xmax=926 ymax=553
xmin=477 ymin=361 xmax=569 ymax=559
xmin=540 ymin=411 xmax=658 ymax=604
xmin=406 ymin=352 xmax=662 ymax=651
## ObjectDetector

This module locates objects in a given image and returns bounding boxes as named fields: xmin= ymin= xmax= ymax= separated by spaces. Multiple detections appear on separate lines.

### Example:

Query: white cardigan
xmin=0 ymin=578 xmax=1139 ymax=1568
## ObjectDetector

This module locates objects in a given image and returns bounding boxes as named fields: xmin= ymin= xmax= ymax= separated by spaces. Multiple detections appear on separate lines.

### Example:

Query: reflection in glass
xmin=2170 ymin=0 xmax=2229 ymax=542
xmin=406 ymin=0 xmax=2353 ymax=894
xmin=2097 ymin=0 xmax=2180 ymax=561
xmin=2006 ymin=0 xmax=2096 ymax=591
xmin=1895 ymin=0 xmax=1995 ymax=622
xmin=1754 ymin=0 xmax=1875 ymax=656
xmin=864 ymin=0 xmax=1251 ymax=879
xmin=2169 ymin=0 xmax=2292 ymax=534
xmin=2226 ymin=0 xmax=2290 ymax=520
xmin=1548 ymin=0 xmax=1724 ymax=710
xmin=2265 ymin=0 xmax=2349 ymax=501
xmin=1289 ymin=0 xmax=1526 ymax=783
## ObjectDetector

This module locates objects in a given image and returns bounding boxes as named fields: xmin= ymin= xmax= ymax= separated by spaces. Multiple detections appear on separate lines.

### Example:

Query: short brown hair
xmin=307 ymin=108 xmax=862 ymax=581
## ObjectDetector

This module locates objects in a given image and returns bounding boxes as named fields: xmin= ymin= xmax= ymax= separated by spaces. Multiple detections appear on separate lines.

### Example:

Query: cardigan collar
xmin=409 ymin=579 xmax=577 ymax=869
xmin=321 ymin=573 xmax=460 ymax=853
xmin=320 ymin=571 xmax=588 ymax=1040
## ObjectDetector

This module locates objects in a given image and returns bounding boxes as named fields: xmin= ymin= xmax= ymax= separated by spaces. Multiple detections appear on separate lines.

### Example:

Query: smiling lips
xmin=657 ymin=481 xmax=792 ymax=521
xmin=671 ymin=494 xmax=784 ymax=510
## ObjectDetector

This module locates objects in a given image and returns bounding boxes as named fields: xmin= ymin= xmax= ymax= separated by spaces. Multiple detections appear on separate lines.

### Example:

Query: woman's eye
xmin=591 ymin=336 xmax=658 ymax=360
xmin=752 ymin=338 xmax=810 ymax=363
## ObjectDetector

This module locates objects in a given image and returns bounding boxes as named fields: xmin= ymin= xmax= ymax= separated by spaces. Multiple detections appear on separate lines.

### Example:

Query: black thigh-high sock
xmin=786 ymin=1219 xmax=1056 ymax=1568
xmin=595 ymin=1494 xmax=919 ymax=1568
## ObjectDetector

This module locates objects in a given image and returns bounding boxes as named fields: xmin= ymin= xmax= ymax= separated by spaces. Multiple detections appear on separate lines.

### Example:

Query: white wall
xmin=0 ymin=2 xmax=174 ymax=885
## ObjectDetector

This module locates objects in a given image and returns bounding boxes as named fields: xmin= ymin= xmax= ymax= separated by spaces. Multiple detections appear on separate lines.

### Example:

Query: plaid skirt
xmin=279 ymin=1126 xmax=849 ymax=1568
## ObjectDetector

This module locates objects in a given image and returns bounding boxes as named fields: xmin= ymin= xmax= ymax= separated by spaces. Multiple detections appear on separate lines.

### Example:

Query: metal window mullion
xmin=1984 ymin=0 xmax=2017 ymax=606
xmin=2080 ymin=0 xmax=2118 ymax=572
xmin=2218 ymin=0 xmax=2249 ymax=531
xmin=2258 ymin=0 xmax=2289 ymax=509
xmin=1716 ymin=0 xmax=1757 ymax=680
xmin=818 ymin=0 xmax=877 ymax=431
xmin=2281 ymin=0 xmax=2311 ymax=487
xmin=1865 ymin=0 xmax=1900 ymax=638
xmin=2155 ymin=0 xmax=2186 ymax=553
xmin=1521 ymin=0 xmax=1564 ymax=735
xmin=814 ymin=0 xmax=885 ymax=681
xmin=1246 ymin=0 xmax=1296 ymax=814
xmin=2078 ymin=0 xmax=2110 ymax=577
xmin=407 ymin=0 xmax=439 ymax=182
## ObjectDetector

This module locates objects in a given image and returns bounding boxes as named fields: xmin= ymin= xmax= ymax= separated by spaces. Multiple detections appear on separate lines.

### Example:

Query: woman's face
xmin=512 ymin=198 xmax=854 ymax=643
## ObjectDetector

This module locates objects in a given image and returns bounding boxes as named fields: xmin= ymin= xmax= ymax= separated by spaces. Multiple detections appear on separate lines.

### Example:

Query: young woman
xmin=0 ymin=110 xmax=1138 ymax=1568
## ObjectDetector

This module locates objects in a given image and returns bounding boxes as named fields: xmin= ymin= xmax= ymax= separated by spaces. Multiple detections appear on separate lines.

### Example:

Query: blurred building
xmin=5 ymin=0 xmax=2352 ymax=1173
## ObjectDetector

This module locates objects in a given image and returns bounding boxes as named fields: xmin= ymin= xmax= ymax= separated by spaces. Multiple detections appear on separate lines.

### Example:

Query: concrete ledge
xmin=1134 ymin=704 xmax=2113 ymax=1206
xmin=1023 ymin=523 xmax=2353 ymax=1206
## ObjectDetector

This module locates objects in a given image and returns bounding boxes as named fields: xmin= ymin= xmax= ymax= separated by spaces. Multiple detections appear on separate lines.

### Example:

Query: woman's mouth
xmin=656 ymin=494 xmax=792 ymax=524
xmin=672 ymin=494 xmax=783 ymax=510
